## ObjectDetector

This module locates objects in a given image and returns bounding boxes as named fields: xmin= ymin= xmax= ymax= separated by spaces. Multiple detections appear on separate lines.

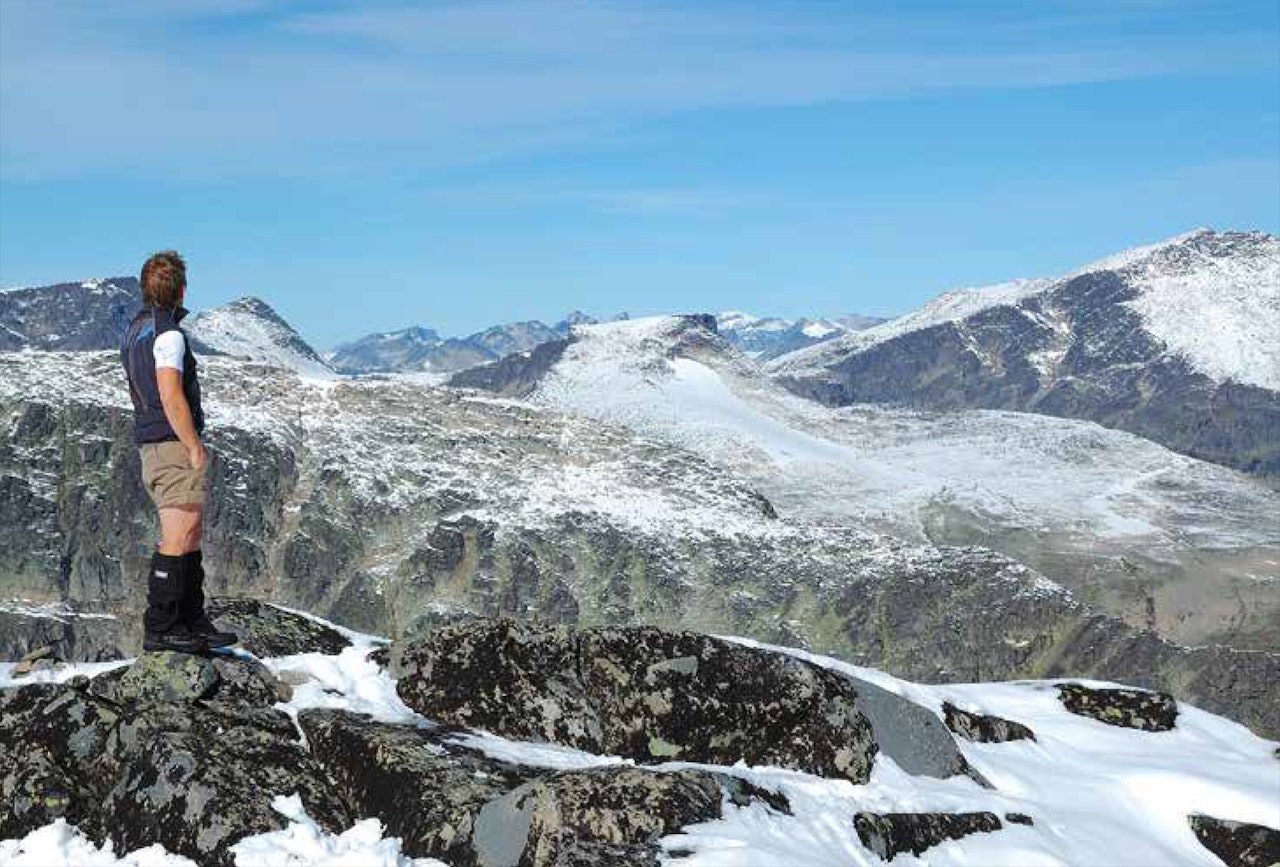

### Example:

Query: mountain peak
xmin=186 ymin=296 xmax=334 ymax=378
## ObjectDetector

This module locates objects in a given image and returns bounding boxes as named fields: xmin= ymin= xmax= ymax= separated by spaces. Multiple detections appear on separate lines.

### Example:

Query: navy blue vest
xmin=120 ymin=306 xmax=205 ymax=445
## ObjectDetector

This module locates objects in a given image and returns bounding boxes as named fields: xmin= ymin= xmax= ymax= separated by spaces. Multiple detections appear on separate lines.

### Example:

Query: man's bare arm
xmin=157 ymin=368 xmax=206 ymax=470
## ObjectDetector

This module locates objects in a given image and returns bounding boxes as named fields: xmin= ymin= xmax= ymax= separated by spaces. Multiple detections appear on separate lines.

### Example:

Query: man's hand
xmin=187 ymin=441 xmax=207 ymax=472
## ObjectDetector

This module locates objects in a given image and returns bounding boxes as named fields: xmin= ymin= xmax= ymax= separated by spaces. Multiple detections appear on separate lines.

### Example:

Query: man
xmin=120 ymin=250 xmax=236 ymax=653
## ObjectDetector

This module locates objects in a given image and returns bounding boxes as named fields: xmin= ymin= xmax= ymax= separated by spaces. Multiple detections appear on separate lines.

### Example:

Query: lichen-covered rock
xmin=394 ymin=619 xmax=879 ymax=784
xmin=89 ymin=651 xmax=288 ymax=711
xmin=0 ymin=683 xmax=120 ymax=838
xmin=394 ymin=620 xmax=596 ymax=749
xmin=1058 ymin=683 xmax=1178 ymax=731
xmin=101 ymin=701 xmax=350 ymax=867
xmin=943 ymin=701 xmax=1037 ymax=743
xmin=298 ymin=708 xmax=534 ymax=865
xmin=204 ymin=597 xmax=351 ymax=656
xmin=91 ymin=652 xmax=219 ymax=704
xmin=1188 ymin=814 xmax=1280 ymax=867
xmin=853 ymin=811 xmax=1004 ymax=860
xmin=472 ymin=766 xmax=784 ymax=867
xmin=2 ymin=651 xmax=344 ymax=867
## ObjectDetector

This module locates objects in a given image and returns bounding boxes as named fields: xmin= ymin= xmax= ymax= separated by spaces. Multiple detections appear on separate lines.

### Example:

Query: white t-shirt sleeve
xmin=153 ymin=330 xmax=186 ymax=372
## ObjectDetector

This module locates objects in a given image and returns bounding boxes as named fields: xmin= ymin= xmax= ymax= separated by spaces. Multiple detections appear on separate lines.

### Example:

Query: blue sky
xmin=1 ymin=0 xmax=1277 ymax=347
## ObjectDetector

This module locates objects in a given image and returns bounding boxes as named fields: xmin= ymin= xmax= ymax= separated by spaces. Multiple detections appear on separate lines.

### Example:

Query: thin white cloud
xmin=0 ymin=0 xmax=1274 ymax=180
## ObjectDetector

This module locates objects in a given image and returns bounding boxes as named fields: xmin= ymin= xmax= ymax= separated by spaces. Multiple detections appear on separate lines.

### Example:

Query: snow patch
xmin=228 ymin=795 xmax=446 ymax=867
xmin=0 ymin=821 xmax=197 ymax=866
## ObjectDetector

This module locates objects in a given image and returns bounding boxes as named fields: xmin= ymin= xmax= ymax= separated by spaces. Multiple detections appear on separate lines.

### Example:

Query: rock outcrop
xmin=298 ymin=708 xmax=535 ymax=865
xmin=1057 ymin=683 xmax=1178 ymax=731
xmin=943 ymin=701 xmax=1037 ymax=743
xmin=204 ymin=598 xmax=351 ymax=657
xmin=1188 ymin=814 xmax=1280 ymax=867
xmin=393 ymin=619 xmax=879 ymax=784
xmin=853 ymin=811 xmax=1005 ymax=860
xmin=0 ymin=604 xmax=125 ymax=663
xmin=473 ymin=766 xmax=781 ymax=867
xmin=0 ymin=654 xmax=345 ymax=867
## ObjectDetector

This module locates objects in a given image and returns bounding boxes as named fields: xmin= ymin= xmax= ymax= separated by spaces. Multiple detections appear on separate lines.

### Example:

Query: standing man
xmin=120 ymin=251 xmax=237 ymax=653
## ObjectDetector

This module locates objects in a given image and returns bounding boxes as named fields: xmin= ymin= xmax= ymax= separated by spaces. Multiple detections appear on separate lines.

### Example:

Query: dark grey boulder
xmin=943 ymin=701 xmax=1037 ymax=743
xmin=394 ymin=620 xmax=593 ymax=748
xmin=1058 ymin=683 xmax=1178 ymax=731
xmin=394 ymin=619 xmax=879 ymax=784
xmin=1188 ymin=814 xmax=1280 ymax=867
xmin=851 ymin=678 xmax=979 ymax=780
xmin=854 ymin=811 xmax=1004 ymax=860
xmin=298 ymin=708 xmax=535 ymax=866
xmin=205 ymin=597 xmax=351 ymax=657
xmin=473 ymin=765 xmax=784 ymax=867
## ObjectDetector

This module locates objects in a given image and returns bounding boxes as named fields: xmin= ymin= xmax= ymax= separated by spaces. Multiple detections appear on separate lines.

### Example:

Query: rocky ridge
xmin=3 ymin=609 xmax=1277 ymax=866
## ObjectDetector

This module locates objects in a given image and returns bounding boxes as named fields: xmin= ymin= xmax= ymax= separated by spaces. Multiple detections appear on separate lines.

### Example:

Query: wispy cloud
xmin=1 ymin=0 xmax=1274 ymax=181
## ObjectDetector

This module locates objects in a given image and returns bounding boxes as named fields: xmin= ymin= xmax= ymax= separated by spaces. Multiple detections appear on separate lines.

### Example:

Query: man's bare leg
xmin=158 ymin=505 xmax=202 ymax=555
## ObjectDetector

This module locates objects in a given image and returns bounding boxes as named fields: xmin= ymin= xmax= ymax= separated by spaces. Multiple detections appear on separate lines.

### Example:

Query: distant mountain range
xmin=716 ymin=310 xmax=888 ymax=359
xmin=0 ymin=277 xmax=881 ymax=379
xmin=3 ymin=227 xmax=1275 ymax=478
xmin=325 ymin=312 xmax=596 ymax=375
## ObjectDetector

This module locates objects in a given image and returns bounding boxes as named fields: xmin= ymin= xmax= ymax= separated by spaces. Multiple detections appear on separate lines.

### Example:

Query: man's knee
xmin=159 ymin=505 xmax=203 ymax=553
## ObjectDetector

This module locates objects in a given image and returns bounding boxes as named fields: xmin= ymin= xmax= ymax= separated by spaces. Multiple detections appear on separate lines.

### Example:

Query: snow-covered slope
xmin=528 ymin=316 xmax=1280 ymax=647
xmin=768 ymin=229 xmax=1280 ymax=476
xmin=185 ymin=296 xmax=336 ymax=379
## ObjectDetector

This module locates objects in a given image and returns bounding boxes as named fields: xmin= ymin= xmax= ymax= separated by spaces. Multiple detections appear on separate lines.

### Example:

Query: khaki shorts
xmin=140 ymin=441 xmax=207 ymax=509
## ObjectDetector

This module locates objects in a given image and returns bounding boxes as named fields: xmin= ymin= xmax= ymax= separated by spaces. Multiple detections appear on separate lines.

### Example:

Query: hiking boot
xmin=186 ymin=550 xmax=238 ymax=648
xmin=143 ymin=628 xmax=207 ymax=654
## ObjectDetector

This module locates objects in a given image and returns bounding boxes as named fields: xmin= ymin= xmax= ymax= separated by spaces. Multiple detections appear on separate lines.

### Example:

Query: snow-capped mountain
xmin=769 ymin=229 xmax=1280 ymax=476
xmin=327 ymin=310 xmax=597 ymax=374
xmin=452 ymin=314 xmax=1280 ymax=651
xmin=184 ymin=296 xmax=335 ymax=379
xmin=0 ymin=277 xmax=138 ymax=350
xmin=0 ymin=279 xmax=337 ymax=379
xmin=717 ymin=309 xmax=886 ymax=359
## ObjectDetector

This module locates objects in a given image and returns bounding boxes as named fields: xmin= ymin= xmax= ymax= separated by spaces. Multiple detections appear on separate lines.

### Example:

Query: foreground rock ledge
xmin=393 ymin=618 xmax=880 ymax=784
